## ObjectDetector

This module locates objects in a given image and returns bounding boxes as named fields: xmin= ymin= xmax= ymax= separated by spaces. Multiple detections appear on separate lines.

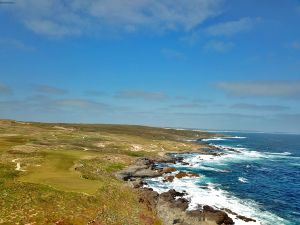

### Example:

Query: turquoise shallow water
xmin=146 ymin=132 xmax=300 ymax=225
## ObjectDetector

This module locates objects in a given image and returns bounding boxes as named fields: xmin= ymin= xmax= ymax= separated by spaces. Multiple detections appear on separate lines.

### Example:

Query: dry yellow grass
xmin=0 ymin=119 xmax=215 ymax=224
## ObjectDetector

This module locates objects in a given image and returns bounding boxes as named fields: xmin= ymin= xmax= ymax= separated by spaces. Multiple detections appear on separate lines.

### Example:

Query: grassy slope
xmin=0 ymin=120 xmax=215 ymax=225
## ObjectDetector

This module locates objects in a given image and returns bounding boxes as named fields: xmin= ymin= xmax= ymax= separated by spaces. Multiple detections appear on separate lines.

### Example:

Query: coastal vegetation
xmin=0 ymin=119 xmax=214 ymax=225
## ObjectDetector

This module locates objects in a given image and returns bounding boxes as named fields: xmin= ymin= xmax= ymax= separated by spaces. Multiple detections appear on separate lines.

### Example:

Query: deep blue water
xmin=146 ymin=132 xmax=300 ymax=225
xmin=201 ymin=132 xmax=300 ymax=225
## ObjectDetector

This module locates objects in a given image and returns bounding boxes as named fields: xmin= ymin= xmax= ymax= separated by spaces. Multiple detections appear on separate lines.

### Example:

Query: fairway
xmin=19 ymin=150 xmax=103 ymax=194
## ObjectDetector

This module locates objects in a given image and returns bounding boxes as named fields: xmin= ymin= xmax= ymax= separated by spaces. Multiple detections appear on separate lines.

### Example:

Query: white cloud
xmin=231 ymin=103 xmax=289 ymax=111
xmin=115 ymin=90 xmax=167 ymax=101
xmin=25 ymin=20 xmax=81 ymax=37
xmin=34 ymin=85 xmax=67 ymax=95
xmin=204 ymin=40 xmax=234 ymax=52
xmin=215 ymin=80 xmax=300 ymax=99
xmin=54 ymin=99 xmax=108 ymax=109
xmin=11 ymin=0 xmax=224 ymax=37
xmin=205 ymin=17 xmax=260 ymax=36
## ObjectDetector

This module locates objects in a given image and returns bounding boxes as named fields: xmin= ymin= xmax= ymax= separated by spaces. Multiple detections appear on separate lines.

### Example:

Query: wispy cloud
xmin=115 ymin=90 xmax=168 ymax=101
xmin=231 ymin=103 xmax=289 ymax=111
xmin=169 ymin=103 xmax=204 ymax=109
xmin=53 ymin=99 xmax=109 ymax=110
xmin=290 ymin=41 xmax=300 ymax=50
xmin=215 ymin=80 xmax=300 ymax=99
xmin=11 ymin=0 xmax=224 ymax=37
xmin=34 ymin=85 xmax=67 ymax=95
xmin=205 ymin=17 xmax=260 ymax=36
xmin=0 ymin=95 xmax=111 ymax=113
xmin=84 ymin=90 xmax=107 ymax=96
xmin=173 ymin=112 xmax=263 ymax=120
xmin=161 ymin=48 xmax=186 ymax=60
xmin=204 ymin=40 xmax=234 ymax=52
xmin=0 ymin=83 xmax=12 ymax=95
xmin=0 ymin=38 xmax=35 ymax=51
xmin=25 ymin=20 xmax=81 ymax=37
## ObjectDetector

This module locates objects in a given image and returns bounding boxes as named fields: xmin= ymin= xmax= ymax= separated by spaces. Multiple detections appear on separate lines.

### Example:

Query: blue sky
xmin=0 ymin=0 xmax=300 ymax=133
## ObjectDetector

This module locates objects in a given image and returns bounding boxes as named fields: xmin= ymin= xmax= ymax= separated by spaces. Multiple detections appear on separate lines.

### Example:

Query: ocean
xmin=145 ymin=132 xmax=300 ymax=225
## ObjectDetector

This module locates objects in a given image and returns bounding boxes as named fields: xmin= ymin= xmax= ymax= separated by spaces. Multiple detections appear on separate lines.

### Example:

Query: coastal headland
xmin=0 ymin=119 xmax=217 ymax=224
xmin=0 ymin=119 xmax=250 ymax=225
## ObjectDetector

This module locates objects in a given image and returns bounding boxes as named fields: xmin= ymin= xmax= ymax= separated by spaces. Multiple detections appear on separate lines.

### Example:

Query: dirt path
xmin=12 ymin=158 xmax=26 ymax=171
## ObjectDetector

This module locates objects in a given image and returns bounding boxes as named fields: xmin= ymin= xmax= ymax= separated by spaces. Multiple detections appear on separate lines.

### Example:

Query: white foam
xmin=208 ymin=144 xmax=295 ymax=162
xmin=202 ymin=137 xmax=227 ymax=141
xmin=147 ymin=163 xmax=291 ymax=225
xmin=202 ymin=136 xmax=247 ymax=142
xmin=238 ymin=177 xmax=248 ymax=183
xmin=264 ymin=151 xmax=292 ymax=156
xmin=210 ymin=143 xmax=249 ymax=151
xmin=146 ymin=176 xmax=288 ymax=225
xmin=229 ymin=136 xmax=247 ymax=139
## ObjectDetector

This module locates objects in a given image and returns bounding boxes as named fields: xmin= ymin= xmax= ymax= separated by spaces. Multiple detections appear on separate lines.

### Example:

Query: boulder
xmin=172 ymin=198 xmax=189 ymax=211
xmin=162 ymin=167 xmax=177 ymax=174
xmin=160 ymin=189 xmax=185 ymax=201
xmin=221 ymin=208 xmax=238 ymax=216
xmin=203 ymin=205 xmax=234 ymax=225
xmin=163 ymin=175 xmax=175 ymax=182
xmin=236 ymin=215 xmax=256 ymax=222
xmin=132 ymin=178 xmax=145 ymax=188
xmin=175 ymin=171 xmax=188 ymax=179
xmin=175 ymin=171 xmax=199 ymax=179
xmin=138 ymin=188 xmax=159 ymax=211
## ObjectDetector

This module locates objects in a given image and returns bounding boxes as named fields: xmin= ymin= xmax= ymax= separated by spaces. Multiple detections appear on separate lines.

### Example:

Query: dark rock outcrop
xmin=202 ymin=205 xmax=234 ymax=225
xmin=163 ymin=175 xmax=175 ymax=182
xmin=175 ymin=171 xmax=200 ymax=179
xmin=116 ymin=156 xmax=236 ymax=225
xmin=115 ymin=158 xmax=162 ymax=180
xmin=162 ymin=167 xmax=177 ymax=174
xmin=236 ymin=215 xmax=256 ymax=222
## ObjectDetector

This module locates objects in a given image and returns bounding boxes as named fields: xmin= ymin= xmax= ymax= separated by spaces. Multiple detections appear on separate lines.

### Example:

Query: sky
xmin=0 ymin=0 xmax=300 ymax=133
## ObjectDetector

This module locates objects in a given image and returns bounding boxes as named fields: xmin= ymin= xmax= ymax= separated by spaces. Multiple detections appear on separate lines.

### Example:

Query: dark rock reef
xmin=116 ymin=156 xmax=258 ymax=225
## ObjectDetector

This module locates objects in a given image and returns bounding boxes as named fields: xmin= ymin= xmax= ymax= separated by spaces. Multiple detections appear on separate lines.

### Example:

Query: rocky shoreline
xmin=115 ymin=150 xmax=257 ymax=225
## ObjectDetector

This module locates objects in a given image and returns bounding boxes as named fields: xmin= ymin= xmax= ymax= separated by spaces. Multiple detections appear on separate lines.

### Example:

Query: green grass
xmin=19 ymin=150 xmax=104 ymax=194
xmin=0 ymin=119 xmax=215 ymax=224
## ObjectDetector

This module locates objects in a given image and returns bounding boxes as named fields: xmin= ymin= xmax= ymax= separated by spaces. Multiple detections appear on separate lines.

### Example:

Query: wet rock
xmin=163 ymin=175 xmax=175 ymax=182
xmin=159 ymin=189 xmax=188 ymax=211
xmin=160 ymin=189 xmax=185 ymax=201
xmin=175 ymin=171 xmax=188 ymax=179
xmin=132 ymin=178 xmax=145 ymax=188
xmin=176 ymin=157 xmax=184 ymax=162
xmin=175 ymin=171 xmax=199 ymax=179
xmin=203 ymin=205 xmax=215 ymax=212
xmin=212 ymin=153 xmax=225 ymax=157
xmin=221 ymin=208 xmax=238 ymax=216
xmin=236 ymin=215 xmax=256 ymax=222
xmin=203 ymin=205 xmax=234 ymax=225
xmin=162 ymin=167 xmax=177 ymax=174
xmin=199 ymin=185 xmax=209 ymax=189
